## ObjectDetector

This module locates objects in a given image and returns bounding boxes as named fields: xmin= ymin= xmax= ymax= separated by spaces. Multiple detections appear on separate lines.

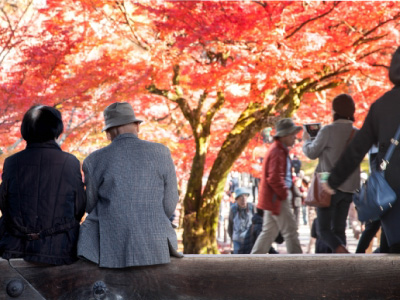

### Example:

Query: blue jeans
xmin=316 ymin=190 xmax=352 ymax=251
xmin=233 ymin=241 xmax=242 ymax=254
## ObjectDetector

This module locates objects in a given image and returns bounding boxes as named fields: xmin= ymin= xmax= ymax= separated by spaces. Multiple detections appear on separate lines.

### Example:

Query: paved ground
xmin=275 ymin=223 xmax=364 ymax=254
xmin=176 ymin=222 xmax=380 ymax=254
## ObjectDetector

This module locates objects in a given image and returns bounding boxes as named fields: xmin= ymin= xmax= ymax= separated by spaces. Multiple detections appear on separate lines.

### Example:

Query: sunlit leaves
xmin=0 ymin=0 xmax=399 ymax=177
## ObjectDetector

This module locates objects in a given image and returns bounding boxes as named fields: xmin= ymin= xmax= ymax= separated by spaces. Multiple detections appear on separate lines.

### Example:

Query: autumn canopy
xmin=1 ymin=0 xmax=399 ymax=253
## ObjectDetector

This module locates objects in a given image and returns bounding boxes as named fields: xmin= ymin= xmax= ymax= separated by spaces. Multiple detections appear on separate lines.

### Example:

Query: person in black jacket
xmin=325 ymin=46 xmax=400 ymax=253
xmin=0 ymin=105 xmax=86 ymax=265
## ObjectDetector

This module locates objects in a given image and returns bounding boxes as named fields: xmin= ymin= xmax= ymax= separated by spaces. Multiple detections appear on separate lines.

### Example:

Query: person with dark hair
xmin=291 ymin=154 xmax=302 ymax=175
xmin=20 ymin=105 xmax=64 ymax=143
xmin=302 ymin=94 xmax=360 ymax=253
xmin=0 ymin=105 xmax=86 ymax=265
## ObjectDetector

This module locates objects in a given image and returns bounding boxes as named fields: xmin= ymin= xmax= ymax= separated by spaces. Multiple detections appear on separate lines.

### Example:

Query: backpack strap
xmin=381 ymin=124 xmax=400 ymax=171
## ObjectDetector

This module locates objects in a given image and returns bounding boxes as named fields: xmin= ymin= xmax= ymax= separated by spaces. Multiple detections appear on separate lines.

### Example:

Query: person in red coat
xmin=251 ymin=118 xmax=303 ymax=254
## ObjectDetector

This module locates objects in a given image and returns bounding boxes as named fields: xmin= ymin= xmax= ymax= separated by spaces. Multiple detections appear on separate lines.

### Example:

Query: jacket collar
xmin=333 ymin=119 xmax=353 ymax=124
xmin=274 ymin=139 xmax=289 ymax=155
xmin=112 ymin=133 xmax=139 ymax=143
xmin=26 ymin=140 xmax=61 ymax=150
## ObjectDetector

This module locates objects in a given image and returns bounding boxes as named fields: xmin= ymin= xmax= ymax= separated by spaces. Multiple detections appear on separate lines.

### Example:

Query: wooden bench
xmin=1 ymin=254 xmax=399 ymax=299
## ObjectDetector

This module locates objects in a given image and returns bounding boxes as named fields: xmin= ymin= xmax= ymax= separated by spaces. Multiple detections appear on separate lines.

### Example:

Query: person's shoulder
xmin=315 ymin=123 xmax=334 ymax=137
xmin=265 ymin=143 xmax=286 ymax=162
xmin=271 ymin=141 xmax=287 ymax=155
xmin=230 ymin=203 xmax=238 ymax=214
xmin=2 ymin=151 xmax=20 ymax=168
xmin=140 ymin=140 xmax=171 ymax=155
xmin=3 ymin=148 xmax=34 ymax=165
xmin=140 ymin=139 xmax=165 ymax=148
xmin=320 ymin=122 xmax=334 ymax=131
xmin=268 ymin=141 xmax=282 ymax=151
xmin=83 ymin=145 xmax=112 ymax=164
xmin=248 ymin=202 xmax=255 ymax=212
xmin=373 ymin=87 xmax=400 ymax=106
xmin=3 ymin=151 xmax=19 ymax=162
xmin=61 ymin=150 xmax=81 ymax=164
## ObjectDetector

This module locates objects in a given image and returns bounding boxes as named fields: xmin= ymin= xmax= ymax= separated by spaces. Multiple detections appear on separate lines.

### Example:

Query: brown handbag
xmin=304 ymin=172 xmax=331 ymax=207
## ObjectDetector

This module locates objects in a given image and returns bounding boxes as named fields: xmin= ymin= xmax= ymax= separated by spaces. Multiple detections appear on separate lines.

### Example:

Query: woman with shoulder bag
xmin=325 ymin=47 xmax=400 ymax=254
xmin=302 ymin=94 xmax=360 ymax=253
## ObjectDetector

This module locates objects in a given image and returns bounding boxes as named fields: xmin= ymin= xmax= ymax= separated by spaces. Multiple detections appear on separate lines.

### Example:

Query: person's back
xmin=327 ymin=46 xmax=400 ymax=253
xmin=0 ymin=105 xmax=86 ymax=265
xmin=77 ymin=102 xmax=181 ymax=268
xmin=303 ymin=94 xmax=359 ymax=253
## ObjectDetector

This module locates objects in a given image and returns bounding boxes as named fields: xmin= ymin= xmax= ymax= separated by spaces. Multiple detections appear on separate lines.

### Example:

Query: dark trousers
xmin=252 ymin=178 xmax=260 ymax=203
xmin=380 ymin=189 xmax=400 ymax=252
xmin=317 ymin=190 xmax=352 ymax=251
xmin=356 ymin=220 xmax=381 ymax=253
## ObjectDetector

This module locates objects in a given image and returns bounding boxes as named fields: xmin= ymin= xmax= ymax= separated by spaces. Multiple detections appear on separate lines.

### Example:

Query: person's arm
xmin=0 ymin=181 xmax=5 ymax=213
xmin=0 ymin=158 xmax=12 ymax=212
xmin=0 ymin=172 xmax=7 ymax=215
xmin=162 ymin=146 xmax=179 ymax=219
xmin=82 ymin=159 xmax=98 ymax=214
xmin=72 ymin=157 xmax=86 ymax=221
xmin=302 ymin=125 xmax=330 ymax=160
xmin=228 ymin=208 xmax=234 ymax=239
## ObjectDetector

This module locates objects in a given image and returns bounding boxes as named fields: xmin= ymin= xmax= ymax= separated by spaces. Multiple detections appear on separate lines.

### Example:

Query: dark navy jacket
xmin=0 ymin=140 xmax=86 ymax=265
xmin=328 ymin=47 xmax=400 ymax=247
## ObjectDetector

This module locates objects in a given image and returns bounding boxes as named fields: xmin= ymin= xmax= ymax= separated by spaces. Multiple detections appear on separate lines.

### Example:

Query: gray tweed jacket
xmin=77 ymin=133 xmax=180 ymax=268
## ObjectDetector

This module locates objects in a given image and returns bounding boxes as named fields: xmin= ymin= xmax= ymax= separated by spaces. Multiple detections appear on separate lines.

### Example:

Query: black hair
xmin=21 ymin=105 xmax=64 ymax=143
xmin=332 ymin=94 xmax=355 ymax=122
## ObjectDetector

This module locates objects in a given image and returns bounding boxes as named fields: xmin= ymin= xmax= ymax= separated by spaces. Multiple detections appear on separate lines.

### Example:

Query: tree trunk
xmin=182 ymin=92 xmax=302 ymax=253
xmin=150 ymin=70 xmax=337 ymax=254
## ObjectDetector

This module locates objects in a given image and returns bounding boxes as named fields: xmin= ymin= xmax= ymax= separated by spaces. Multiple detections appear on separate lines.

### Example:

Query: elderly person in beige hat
xmin=77 ymin=102 xmax=182 ymax=268
xmin=251 ymin=118 xmax=303 ymax=254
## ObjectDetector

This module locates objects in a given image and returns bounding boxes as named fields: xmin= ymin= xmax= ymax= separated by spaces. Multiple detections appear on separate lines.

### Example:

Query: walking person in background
xmin=303 ymin=94 xmax=360 ymax=253
xmin=241 ymin=208 xmax=282 ymax=254
xmin=78 ymin=102 xmax=182 ymax=268
xmin=311 ymin=217 xmax=332 ymax=253
xmin=356 ymin=146 xmax=385 ymax=253
xmin=300 ymin=173 xmax=310 ymax=225
xmin=292 ymin=177 xmax=303 ymax=226
xmin=251 ymin=118 xmax=303 ymax=254
xmin=325 ymin=48 xmax=400 ymax=254
xmin=0 ymin=105 xmax=86 ymax=265
xmin=291 ymin=154 xmax=302 ymax=176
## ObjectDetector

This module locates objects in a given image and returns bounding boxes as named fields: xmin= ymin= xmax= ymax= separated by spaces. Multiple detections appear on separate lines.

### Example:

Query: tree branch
xmin=116 ymin=1 xmax=150 ymax=51
xmin=285 ymin=1 xmax=340 ymax=40
xmin=0 ymin=0 xmax=34 ymax=65
xmin=353 ymin=12 xmax=400 ymax=47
